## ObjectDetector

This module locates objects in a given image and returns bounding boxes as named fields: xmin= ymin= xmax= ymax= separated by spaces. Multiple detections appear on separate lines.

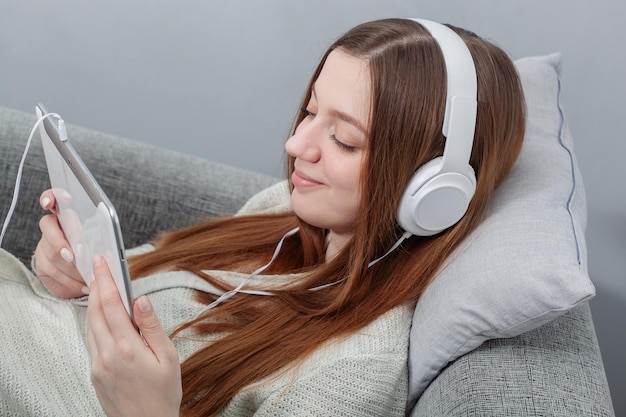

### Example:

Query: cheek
xmin=330 ymin=160 xmax=363 ymax=213
xmin=331 ymin=158 xmax=363 ymax=194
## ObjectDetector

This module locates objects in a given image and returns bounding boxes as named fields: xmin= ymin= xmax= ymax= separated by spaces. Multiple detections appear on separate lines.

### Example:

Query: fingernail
xmin=137 ymin=296 xmax=152 ymax=314
xmin=81 ymin=285 xmax=90 ymax=295
xmin=93 ymin=255 xmax=103 ymax=266
xmin=60 ymin=248 xmax=74 ymax=262
xmin=41 ymin=197 xmax=51 ymax=208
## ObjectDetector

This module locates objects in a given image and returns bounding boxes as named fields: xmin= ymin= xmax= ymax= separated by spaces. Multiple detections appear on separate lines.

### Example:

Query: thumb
xmin=134 ymin=296 xmax=172 ymax=357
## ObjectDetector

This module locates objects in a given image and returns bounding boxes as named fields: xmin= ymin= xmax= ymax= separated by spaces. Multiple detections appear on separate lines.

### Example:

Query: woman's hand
xmin=87 ymin=256 xmax=182 ymax=417
xmin=34 ymin=189 xmax=86 ymax=298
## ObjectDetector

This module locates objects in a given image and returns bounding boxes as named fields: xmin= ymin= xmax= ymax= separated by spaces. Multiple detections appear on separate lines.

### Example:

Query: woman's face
xmin=285 ymin=49 xmax=371 ymax=251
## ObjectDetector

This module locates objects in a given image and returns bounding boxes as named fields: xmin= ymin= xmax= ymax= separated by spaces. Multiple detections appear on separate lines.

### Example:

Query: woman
xmin=10 ymin=18 xmax=525 ymax=416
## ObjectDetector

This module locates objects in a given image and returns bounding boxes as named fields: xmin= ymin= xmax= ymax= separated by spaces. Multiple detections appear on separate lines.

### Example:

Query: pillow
xmin=406 ymin=53 xmax=594 ymax=407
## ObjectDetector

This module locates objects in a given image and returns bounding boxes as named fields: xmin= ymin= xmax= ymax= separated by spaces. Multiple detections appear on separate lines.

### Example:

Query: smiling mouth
xmin=291 ymin=170 xmax=322 ymax=187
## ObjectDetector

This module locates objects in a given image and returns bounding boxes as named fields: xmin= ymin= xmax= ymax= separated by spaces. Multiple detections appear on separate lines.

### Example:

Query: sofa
xmin=0 ymin=55 xmax=615 ymax=416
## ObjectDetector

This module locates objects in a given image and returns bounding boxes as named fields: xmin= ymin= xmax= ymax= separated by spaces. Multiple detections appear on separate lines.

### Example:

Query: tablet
xmin=36 ymin=103 xmax=135 ymax=322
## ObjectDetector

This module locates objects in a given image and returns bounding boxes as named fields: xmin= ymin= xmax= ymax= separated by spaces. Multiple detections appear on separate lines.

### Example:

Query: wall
xmin=1 ymin=0 xmax=623 ymax=413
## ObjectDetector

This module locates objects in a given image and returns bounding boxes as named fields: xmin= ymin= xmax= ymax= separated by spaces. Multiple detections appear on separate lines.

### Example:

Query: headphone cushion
xmin=397 ymin=157 xmax=476 ymax=236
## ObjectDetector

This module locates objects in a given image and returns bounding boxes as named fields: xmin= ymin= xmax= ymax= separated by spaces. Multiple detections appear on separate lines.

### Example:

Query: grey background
xmin=1 ymin=0 xmax=624 ymax=413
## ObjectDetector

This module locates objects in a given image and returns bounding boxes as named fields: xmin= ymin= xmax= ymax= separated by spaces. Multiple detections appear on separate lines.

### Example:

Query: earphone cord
xmin=367 ymin=231 xmax=412 ymax=268
xmin=193 ymin=228 xmax=412 ymax=317
xmin=0 ymin=113 xmax=63 ymax=247
xmin=194 ymin=226 xmax=300 ymax=316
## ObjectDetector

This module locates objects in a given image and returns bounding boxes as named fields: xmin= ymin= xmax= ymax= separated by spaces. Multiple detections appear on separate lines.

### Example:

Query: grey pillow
xmin=406 ymin=54 xmax=594 ymax=406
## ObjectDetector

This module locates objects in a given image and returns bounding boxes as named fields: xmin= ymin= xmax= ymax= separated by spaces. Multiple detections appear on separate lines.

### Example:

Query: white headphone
xmin=396 ymin=18 xmax=478 ymax=236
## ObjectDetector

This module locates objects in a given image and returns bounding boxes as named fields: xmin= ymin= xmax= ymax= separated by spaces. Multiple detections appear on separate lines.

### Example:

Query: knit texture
xmin=0 ymin=245 xmax=411 ymax=416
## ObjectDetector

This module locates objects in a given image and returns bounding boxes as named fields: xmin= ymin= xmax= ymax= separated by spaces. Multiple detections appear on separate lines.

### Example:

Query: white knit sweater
xmin=0 ymin=182 xmax=412 ymax=416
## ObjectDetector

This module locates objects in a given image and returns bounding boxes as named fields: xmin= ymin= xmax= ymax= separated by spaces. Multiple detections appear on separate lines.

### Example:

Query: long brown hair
xmin=130 ymin=18 xmax=525 ymax=416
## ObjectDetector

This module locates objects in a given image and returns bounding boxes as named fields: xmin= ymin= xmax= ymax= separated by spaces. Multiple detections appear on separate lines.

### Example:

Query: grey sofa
xmin=0 ymin=105 xmax=615 ymax=416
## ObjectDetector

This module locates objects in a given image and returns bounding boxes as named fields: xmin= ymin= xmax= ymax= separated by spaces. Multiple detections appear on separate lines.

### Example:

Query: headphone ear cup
xmin=397 ymin=157 xmax=476 ymax=236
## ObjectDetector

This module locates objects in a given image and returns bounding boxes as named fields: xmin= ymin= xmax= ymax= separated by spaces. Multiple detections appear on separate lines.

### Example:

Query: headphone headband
xmin=409 ymin=18 xmax=477 ymax=174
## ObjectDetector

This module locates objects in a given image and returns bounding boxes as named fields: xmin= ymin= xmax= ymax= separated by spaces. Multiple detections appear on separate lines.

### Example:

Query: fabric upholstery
xmin=412 ymin=303 xmax=614 ymax=416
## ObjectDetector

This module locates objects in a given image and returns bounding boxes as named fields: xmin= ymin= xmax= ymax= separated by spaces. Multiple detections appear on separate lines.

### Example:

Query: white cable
xmin=194 ymin=227 xmax=300 ymax=316
xmin=0 ymin=113 xmax=63 ymax=247
xmin=194 ymin=228 xmax=412 ymax=316
xmin=309 ymin=231 xmax=413 ymax=291
xmin=367 ymin=231 xmax=412 ymax=268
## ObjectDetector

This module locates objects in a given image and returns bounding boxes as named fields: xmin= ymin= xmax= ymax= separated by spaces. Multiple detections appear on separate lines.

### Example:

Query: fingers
xmin=40 ymin=188 xmax=73 ymax=214
xmin=87 ymin=271 xmax=109 ymax=362
xmin=34 ymin=240 xmax=85 ymax=298
xmin=35 ymin=214 xmax=85 ymax=297
xmin=39 ymin=189 xmax=57 ymax=213
xmin=35 ymin=188 xmax=88 ymax=298
xmin=90 ymin=256 xmax=136 ymax=341
xmin=38 ymin=214 xmax=75 ymax=265
xmin=38 ymin=189 xmax=80 ymax=263
xmin=134 ymin=296 xmax=178 ymax=362
xmin=89 ymin=257 xmax=176 ymax=364
xmin=87 ymin=257 xmax=128 ymax=364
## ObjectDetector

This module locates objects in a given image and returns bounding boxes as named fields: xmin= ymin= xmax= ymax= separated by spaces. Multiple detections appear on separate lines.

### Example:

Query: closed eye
xmin=330 ymin=134 xmax=355 ymax=152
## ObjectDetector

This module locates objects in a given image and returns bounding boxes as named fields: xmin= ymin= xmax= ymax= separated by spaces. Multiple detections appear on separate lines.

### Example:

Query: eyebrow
xmin=311 ymin=86 xmax=368 ymax=135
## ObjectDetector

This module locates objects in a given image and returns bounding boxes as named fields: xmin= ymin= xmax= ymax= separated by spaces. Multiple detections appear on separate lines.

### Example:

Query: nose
xmin=285 ymin=121 xmax=322 ymax=163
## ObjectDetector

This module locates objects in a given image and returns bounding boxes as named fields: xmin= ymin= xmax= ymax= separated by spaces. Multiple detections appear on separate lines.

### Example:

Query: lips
xmin=291 ymin=170 xmax=322 ymax=187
